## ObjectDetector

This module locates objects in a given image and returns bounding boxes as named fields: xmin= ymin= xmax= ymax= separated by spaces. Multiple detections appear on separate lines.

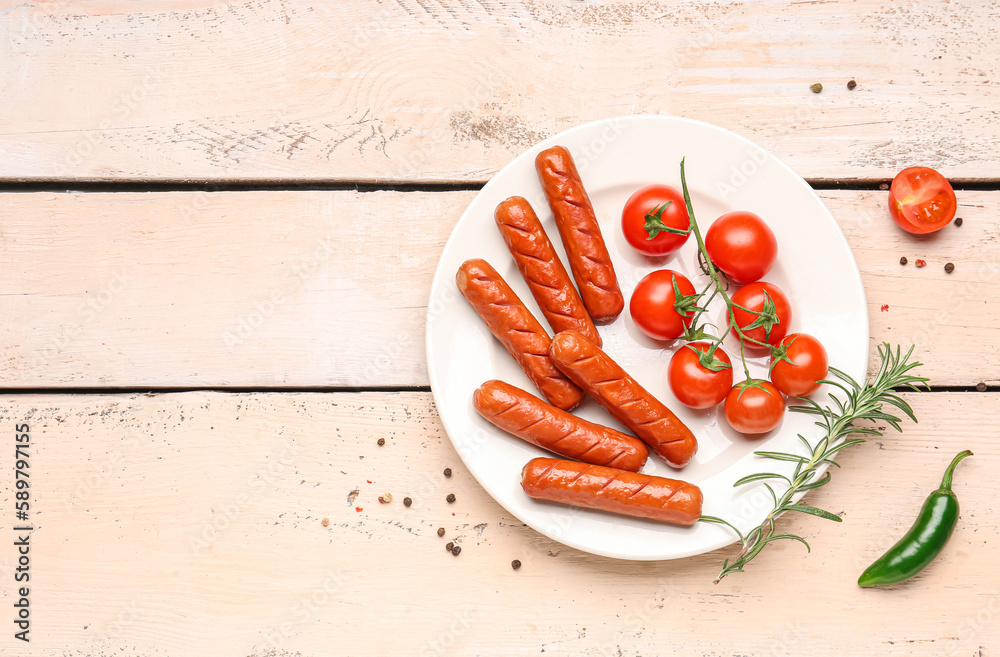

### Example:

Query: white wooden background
xmin=1 ymin=1 xmax=998 ymax=656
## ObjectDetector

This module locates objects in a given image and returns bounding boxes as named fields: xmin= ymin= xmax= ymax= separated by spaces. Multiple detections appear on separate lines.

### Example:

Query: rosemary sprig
xmin=700 ymin=343 xmax=928 ymax=582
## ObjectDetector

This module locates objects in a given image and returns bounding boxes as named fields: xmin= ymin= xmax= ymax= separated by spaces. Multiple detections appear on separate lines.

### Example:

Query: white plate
xmin=425 ymin=116 xmax=868 ymax=560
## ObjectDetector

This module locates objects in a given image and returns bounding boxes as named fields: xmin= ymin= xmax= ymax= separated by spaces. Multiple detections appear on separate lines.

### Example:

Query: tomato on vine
xmin=629 ymin=270 xmax=699 ymax=340
xmin=668 ymin=342 xmax=733 ymax=409
xmin=728 ymin=282 xmax=792 ymax=349
xmin=621 ymin=185 xmax=691 ymax=256
xmin=723 ymin=380 xmax=784 ymax=435
xmin=769 ymin=333 xmax=828 ymax=397
xmin=888 ymin=167 xmax=956 ymax=235
xmin=704 ymin=211 xmax=777 ymax=284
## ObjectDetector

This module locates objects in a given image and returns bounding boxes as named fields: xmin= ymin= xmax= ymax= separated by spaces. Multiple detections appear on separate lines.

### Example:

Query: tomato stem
xmin=678 ymin=158 xmax=773 ymax=380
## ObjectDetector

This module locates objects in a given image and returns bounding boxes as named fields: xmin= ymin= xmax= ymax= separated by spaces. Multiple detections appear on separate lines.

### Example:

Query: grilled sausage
xmin=521 ymin=458 xmax=702 ymax=525
xmin=456 ymin=259 xmax=584 ymax=411
xmin=494 ymin=196 xmax=602 ymax=346
xmin=535 ymin=146 xmax=624 ymax=322
xmin=473 ymin=379 xmax=647 ymax=471
xmin=548 ymin=330 xmax=697 ymax=468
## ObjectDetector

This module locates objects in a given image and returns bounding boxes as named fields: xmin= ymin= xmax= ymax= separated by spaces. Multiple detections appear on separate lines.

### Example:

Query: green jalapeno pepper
xmin=858 ymin=449 xmax=973 ymax=587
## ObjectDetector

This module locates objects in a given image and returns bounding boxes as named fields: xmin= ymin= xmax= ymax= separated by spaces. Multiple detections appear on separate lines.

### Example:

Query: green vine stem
xmin=673 ymin=158 xmax=781 ymax=383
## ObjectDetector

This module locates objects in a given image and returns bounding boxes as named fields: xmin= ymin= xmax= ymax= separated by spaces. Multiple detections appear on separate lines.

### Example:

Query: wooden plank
xmin=0 ymin=390 xmax=996 ymax=656
xmin=2 ymin=0 xmax=1000 ymax=183
xmin=0 ymin=189 xmax=997 ymax=388
xmin=0 ymin=189 xmax=465 ymax=388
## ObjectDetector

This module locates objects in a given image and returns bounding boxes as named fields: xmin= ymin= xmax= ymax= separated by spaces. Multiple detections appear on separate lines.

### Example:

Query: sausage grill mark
xmin=518 ymin=417 xmax=546 ymax=433
xmin=624 ymin=482 xmax=647 ymax=499
xmin=516 ymin=251 xmax=548 ymax=265
xmin=502 ymin=222 xmax=533 ymax=236
xmin=547 ymin=308 xmax=580 ymax=321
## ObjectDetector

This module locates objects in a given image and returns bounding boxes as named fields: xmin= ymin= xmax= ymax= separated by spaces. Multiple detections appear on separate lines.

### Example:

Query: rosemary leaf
xmin=732 ymin=472 xmax=791 ymax=487
xmin=796 ymin=471 xmax=831 ymax=490
xmin=769 ymin=534 xmax=812 ymax=552
xmin=752 ymin=451 xmax=811 ymax=463
xmin=783 ymin=504 xmax=843 ymax=522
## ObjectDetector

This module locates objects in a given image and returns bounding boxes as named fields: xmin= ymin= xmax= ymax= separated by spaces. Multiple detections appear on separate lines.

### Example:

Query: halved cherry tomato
xmin=888 ymin=167 xmax=957 ymax=234
xmin=629 ymin=270 xmax=696 ymax=340
xmin=769 ymin=333 xmax=828 ymax=397
xmin=724 ymin=380 xmax=784 ymax=435
xmin=621 ymin=185 xmax=691 ymax=256
xmin=728 ymin=282 xmax=792 ymax=349
xmin=668 ymin=342 xmax=734 ymax=409
xmin=705 ymin=211 xmax=777 ymax=284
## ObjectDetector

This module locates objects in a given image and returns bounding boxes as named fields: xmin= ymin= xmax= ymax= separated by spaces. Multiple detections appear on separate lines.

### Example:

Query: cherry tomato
xmin=724 ymin=380 xmax=784 ymax=435
xmin=769 ymin=333 xmax=829 ymax=397
xmin=621 ymin=185 xmax=691 ymax=256
xmin=888 ymin=167 xmax=957 ymax=234
xmin=728 ymin=281 xmax=792 ymax=349
xmin=629 ymin=270 xmax=696 ymax=340
xmin=668 ymin=342 xmax=734 ymax=409
xmin=705 ymin=211 xmax=777 ymax=284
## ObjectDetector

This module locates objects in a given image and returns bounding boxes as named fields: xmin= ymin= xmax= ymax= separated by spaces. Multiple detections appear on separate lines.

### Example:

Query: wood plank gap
xmin=898 ymin=385 xmax=997 ymax=393
xmin=810 ymin=179 xmax=1000 ymax=190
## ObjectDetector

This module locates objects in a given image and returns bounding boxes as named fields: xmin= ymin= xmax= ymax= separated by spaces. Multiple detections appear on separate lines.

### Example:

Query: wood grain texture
xmin=0 ymin=189 xmax=996 ymax=388
xmin=2 ymin=0 xmax=1000 ymax=183
xmin=0 ymin=391 xmax=995 ymax=656
xmin=0 ymin=189 xmax=459 ymax=387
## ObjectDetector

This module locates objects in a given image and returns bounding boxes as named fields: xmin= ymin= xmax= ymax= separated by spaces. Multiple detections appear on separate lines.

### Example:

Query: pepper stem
xmin=939 ymin=450 xmax=973 ymax=492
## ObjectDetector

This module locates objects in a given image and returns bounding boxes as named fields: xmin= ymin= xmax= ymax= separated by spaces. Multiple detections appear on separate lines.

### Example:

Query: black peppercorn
xmin=437 ymin=527 xmax=446 ymax=537
xmin=403 ymin=497 xmax=412 ymax=507
xmin=443 ymin=468 xmax=452 ymax=478
xmin=446 ymin=542 xmax=454 ymax=552
xmin=446 ymin=493 xmax=456 ymax=503
xmin=511 ymin=559 xmax=522 ymax=570
xmin=955 ymin=217 xmax=963 ymax=227
xmin=847 ymin=79 xmax=857 ymax=90
xmin=977 ymin=382 xmax=987 ymax=392
xmin=377 ymin=438 xmax=385 ymax=446
xmin=899 ymin=257 xmax=908 ymax=266
xmin=944 ymin=262 xmax=955 ymax=274
xmin=452 ymin=546 xmax=461 ymax=556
